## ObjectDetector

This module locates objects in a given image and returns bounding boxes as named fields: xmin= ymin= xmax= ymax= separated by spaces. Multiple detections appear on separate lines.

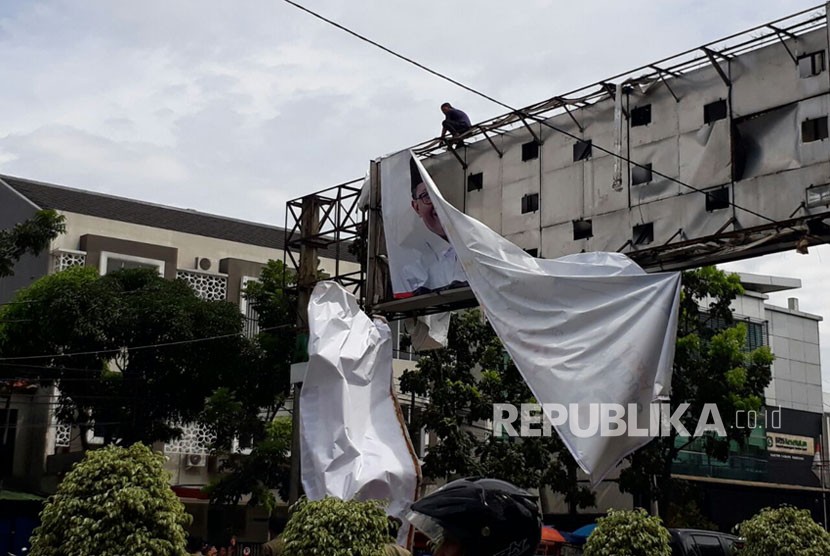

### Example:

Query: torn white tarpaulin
xmin=300 ymin=281 xmax=421 ymax=544
xmin=410 ymin=152 xmax=681 ymax=484
xmin=405 ymin=312 xmax=451 ymax=351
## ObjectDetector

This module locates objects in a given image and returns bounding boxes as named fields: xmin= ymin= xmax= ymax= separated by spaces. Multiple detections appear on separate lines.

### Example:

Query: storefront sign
xmin=766 ymin=432 xmax=814 ymax=456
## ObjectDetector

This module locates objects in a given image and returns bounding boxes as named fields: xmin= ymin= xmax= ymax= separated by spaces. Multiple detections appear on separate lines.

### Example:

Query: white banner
xmin=300 ymin=281 xmax=420 ymax=544
xmin=380 ymin=151 xmax=468 ymax=298
xmin=400 ymin=150 xmax=681 ymax=484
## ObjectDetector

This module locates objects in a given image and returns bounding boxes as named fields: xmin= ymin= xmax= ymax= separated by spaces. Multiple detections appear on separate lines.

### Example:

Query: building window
xmin=239 ymin=276 xmax=260 ymax=338
xmin=521 ymin=193 xmax=539 ymax=214
xmin=801 ymin=117 xmax=829 ymax=143
xmin=573 ymin=139 xmax=592 ymax=161
xmin=573 ymin=219 xmax=593 ymax=240
xmin=99 ymin=252 xmax=164 ymax=276
xmin=633 ymin=222 xmax=654 ymax=246
xmin=746 ymin=321 xmax=768 ymax=352
xmin=798 ymin=51 xmax=826 ymax=78
xmin=704 ymin=99 xmax=727 ymax=124
xmin=632 ymin=163 xmax=653 ymax=185
xmin=631 ymin=105 xmax=652 ymax=127
xmin=705 ymin=188 xmax=730 ymax=211
xmin=521 ymin=140 xmax=540 ymax=161
xmin=467 ymin=172 xmax=483 ymax=192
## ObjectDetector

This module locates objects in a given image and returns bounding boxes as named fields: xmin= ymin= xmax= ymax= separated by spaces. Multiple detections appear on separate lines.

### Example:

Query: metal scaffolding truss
xmin=284 ymin=178 xmax=365 ymax=301
xmin=413 ymin=3 xmax=827 ymax=161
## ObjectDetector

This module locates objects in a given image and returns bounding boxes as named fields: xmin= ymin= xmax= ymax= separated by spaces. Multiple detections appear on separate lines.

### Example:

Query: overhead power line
xmin=280 ymin=0 xmax=820 ymax=235
xmin=0 ymin=324 xmax=292 ymax=362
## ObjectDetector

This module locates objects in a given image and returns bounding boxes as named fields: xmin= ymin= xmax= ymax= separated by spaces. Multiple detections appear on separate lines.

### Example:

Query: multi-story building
xmin=0 ymin=173 xmax=374 ymax=544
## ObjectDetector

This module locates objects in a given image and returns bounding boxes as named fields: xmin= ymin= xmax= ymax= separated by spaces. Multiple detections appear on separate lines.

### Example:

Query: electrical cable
xmin=0 ymin=323 xmax=293 ymax=362
xmin=280 ymin=0 xmax=824 ymax=236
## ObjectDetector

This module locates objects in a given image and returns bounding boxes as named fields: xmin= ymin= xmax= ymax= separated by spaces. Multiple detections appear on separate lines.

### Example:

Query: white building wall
xmin=765 ymin=304 xmax=823 ymax=413
xmin=51 ymin=211 xmax=359 ymax=277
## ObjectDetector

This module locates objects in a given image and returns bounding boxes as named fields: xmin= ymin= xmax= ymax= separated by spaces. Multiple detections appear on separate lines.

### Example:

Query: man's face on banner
xmin=411 ymin=180 xmax=446 ymax=240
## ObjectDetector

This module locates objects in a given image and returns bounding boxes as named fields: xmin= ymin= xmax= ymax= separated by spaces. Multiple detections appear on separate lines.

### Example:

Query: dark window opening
xmin=521 ymin=140 xmax=540 ymax=161
xmin=632 ymin=163 xmax=653 ymax=185
xmin=521 ymin=193 xmax=539 ymax=214
xmin=573 ymin=219 xmax=593 ymax=240
xmin=798 ymin=50 xmax=826 ymax=78
xmin=631 ymin=104 xmax=652 ymax=127
xmin=802 ymin=117 xmax=829 ymax=143
xmin=524 ymin=248 xmax=538 ymax=257
xmin=467 ymin=172 xmax=483 ymax=192
xmin=704 ymin=99 xmax=727 ymax=124
xmin=573 ymin=139 xmax=592 ymax=161
xmin=633 ymin=222 xmax=654 ymax=246
xmin=705 ymin=188 xmax=730 ymax=211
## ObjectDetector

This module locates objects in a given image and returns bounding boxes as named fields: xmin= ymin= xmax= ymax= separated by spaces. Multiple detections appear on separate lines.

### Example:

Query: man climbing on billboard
xmin=440 ymin=102 xmax=471 ymax=148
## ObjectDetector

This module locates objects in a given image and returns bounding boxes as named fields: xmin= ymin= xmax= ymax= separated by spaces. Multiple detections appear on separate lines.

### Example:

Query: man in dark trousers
xmin=440 ymin=103 xmax=471 ymax=147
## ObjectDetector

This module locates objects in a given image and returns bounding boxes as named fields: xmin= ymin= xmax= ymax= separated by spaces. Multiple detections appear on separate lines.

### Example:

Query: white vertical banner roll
xmin=300 ymin=281 xmax=420 ymax=544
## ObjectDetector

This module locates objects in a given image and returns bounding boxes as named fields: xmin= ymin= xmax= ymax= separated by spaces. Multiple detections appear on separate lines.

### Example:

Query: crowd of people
xmin=186 ymin=536 xmax=240 ymax=556
xmin=183 ymin=478 xmax=541 ymax=556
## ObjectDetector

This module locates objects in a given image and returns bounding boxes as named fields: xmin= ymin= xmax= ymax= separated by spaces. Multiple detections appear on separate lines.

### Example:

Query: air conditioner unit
xmin=186 ymin=453 xmax=207 ymax=468
xmin=195 ymin=257 xmax=212 ymax=271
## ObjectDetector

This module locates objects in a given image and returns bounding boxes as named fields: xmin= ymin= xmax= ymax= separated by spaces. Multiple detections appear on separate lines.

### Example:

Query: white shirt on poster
xmin=400 ymin=236 xmax=467 ymax=293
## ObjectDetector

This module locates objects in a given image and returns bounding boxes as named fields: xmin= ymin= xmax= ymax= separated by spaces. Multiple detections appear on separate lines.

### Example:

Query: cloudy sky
xmin=1 ymin=1 xmax=828 ymax=387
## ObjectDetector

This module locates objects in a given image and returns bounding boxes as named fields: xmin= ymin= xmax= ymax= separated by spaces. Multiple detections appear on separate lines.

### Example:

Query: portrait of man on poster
xmin=407 ymin=156 xmax=467 ymax=294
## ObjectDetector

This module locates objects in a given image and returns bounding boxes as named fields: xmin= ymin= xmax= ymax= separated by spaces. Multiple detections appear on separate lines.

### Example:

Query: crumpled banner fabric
xmin=412 ymin=152 xmax=681 ymax=484
xmin=300 ymin=281 xmax=419 ymax=543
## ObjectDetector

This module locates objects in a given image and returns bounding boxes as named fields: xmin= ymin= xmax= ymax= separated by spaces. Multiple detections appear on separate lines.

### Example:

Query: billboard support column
xmin=289 ymin=195 xmax=322 ymax=504
xmin=366 ymin=160 xmax=385 ymax=312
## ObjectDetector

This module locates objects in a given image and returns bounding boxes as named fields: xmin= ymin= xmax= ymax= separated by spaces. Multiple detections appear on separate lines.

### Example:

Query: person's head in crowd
xmin=407 ymin=478 xmax=541 ymax=556
xmin=410 ymin=156 xmax=446 ymax=240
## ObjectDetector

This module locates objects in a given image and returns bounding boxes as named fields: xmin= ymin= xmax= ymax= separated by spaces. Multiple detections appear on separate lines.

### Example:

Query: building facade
xmin=0 ymin=174 xmax=373 ymax=544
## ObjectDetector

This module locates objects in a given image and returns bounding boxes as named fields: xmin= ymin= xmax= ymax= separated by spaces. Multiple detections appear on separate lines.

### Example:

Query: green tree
xmin=0 ymin=266 xmax=251 ymax=445
xmin=199 ymin=260 xmax=298 ymax=507
xmin=29 ymin=443 xmax=190 ymax=556
xmin=204 ymin=416 xmax=292 ymax=511
xmin=282 ymin=497 xmax=388 ymax=556
xmin=583 ymin=508 xmax=671 ymax=556
xmin=619 ymin=267 xmax=774 ymax=520
xmin=0 ymin=209 xmax=65 ymax=277
xmin=399 ymin=310 xmax=595 ymax=511
xmin=739 ymin=506 xmax=830 ymax=556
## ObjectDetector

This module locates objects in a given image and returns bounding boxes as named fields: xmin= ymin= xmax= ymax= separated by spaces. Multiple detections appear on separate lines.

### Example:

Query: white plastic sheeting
xmin=410 ymin=152 xmax=682 ymax=484
xmin=300 ymin=281 xmax=420 ymax=544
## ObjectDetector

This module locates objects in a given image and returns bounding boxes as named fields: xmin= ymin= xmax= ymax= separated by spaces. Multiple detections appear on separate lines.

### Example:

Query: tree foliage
xmin=0 ymin=266 xmax=251 ymax=445
xmin=739 ymin=506 xmax=830 ymax=556
xmin=204 ymin=416 xmax=292 ymax=511
xmin=400 ymin=310 xmax=594 ymax=510
xmin=583 ymin=508 xmax=671 ymax=556
xmin=0 ymin=209 xmax=65 ymax=277
xmin=619 ymin=267 xmax=773 ymax=519
xmin=282 ymin=497 xmax=388 ymax=556
xmin=199 ymin=260 xmax=298 ymax=507
xmin=29 ymin=443 xmax=190 ymax=556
